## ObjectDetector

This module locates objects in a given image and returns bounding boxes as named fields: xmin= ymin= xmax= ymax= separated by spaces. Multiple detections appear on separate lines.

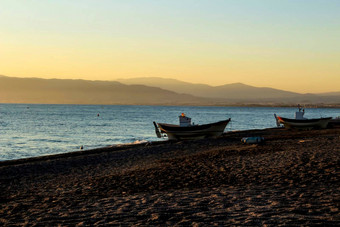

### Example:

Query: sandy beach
xmin=0 ymin=127 xmax=339 ymax=226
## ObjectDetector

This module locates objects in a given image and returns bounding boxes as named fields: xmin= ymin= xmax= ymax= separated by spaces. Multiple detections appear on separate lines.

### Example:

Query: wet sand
xmin=0 ymin=128 xmax=339 ymax=226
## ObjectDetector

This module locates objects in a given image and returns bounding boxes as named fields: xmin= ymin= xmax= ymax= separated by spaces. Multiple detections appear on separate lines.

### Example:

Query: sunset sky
xmin=0 ymin=0 xmax=339 ymax=93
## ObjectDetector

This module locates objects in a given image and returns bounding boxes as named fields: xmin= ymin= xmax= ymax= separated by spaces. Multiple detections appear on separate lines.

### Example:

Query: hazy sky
xmin=1 ymin=0 xmax=339 ymax=93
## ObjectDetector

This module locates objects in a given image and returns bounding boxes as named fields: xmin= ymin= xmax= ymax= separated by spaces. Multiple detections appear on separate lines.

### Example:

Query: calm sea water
xmin=0 ymin=104 xmax=339 ymax=161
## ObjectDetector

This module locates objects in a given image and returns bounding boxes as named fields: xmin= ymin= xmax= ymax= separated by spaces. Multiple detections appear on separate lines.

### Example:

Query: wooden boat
xmin=274 ymin=106 xmax=331 ymax=129
xmin=276 ymin=116 xmax=332 ymax=129
xmin=153 ymin=113 xmax=231 ymax=140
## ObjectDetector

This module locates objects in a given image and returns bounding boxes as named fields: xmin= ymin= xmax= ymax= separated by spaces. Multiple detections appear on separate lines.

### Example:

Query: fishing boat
xmin=274 ymin=106 xmax=332 ymax=129
xmin=153 ymin=113 xmax=231 ymax=140
xmin=275 ymin=116 xmax=332 ymax=129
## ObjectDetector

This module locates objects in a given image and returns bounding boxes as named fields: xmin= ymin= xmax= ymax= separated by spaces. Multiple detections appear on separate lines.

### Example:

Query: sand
xmin=0 ymin=128 xmax=339 ymax=226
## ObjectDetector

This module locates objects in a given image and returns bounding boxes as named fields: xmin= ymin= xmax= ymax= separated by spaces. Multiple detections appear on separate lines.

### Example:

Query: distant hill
xmin=0 ymin=76 xmax=339 ymax=106
xmin=117 ymin=77 xmax=340 ymax=105
xmin=117 ymin=77 xmax=212 ymax=95
xmin=0 ymin=76 xmax=212 ymax=105
xmin=317 ymin=92 xmax=340 ymax=96
xmin=117 ymin=77 xmax=301 ymax=99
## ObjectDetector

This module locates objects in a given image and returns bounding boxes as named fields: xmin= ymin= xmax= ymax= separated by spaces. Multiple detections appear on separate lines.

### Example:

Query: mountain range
xmin=117 ymin=77 xmax=340 ymax=105
xmin=0 ymin=75 xmax=339 ymax=106
xmin=117 ymin=77 xmax=301 ymax=100
xmin=0 ymin=76 xmax=209 ymax=105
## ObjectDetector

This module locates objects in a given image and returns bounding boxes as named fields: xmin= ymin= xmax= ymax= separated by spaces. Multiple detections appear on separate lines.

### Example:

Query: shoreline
xmin=0 ymin=127 xmax=286 ymax=165
xmin=1 ymin=127 xmax=339 ymax=225
xmin=0 ymin=127 xmax=282 ymax=165
xmin=0 ymin=139 xmax=166 ymax=166
xmin=0 ymin=125 xmax=338 ymax=165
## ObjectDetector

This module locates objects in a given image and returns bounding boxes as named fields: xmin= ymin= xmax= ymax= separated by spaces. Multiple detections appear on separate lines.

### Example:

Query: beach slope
xmin=0 ymin=128 xmax=339 ymax=225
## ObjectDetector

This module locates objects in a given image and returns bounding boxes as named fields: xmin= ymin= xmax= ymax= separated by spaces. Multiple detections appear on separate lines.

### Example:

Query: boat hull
xmin=157 ymin=119 xmax=231 ymax=140
xmin=277 ymin=116 xmax=332 ymax=129
xmin=328 ymin=118 xmax=340 ymax=128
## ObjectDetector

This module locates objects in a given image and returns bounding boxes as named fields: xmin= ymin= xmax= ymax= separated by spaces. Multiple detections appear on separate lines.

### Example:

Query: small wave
xmin=0 ymin=121 xmax=8 ymax=127
xmin=88 ymin=123 xmax=110 ymax=127
xmin=132 ymin=139 xmax=148 ymax=144
xmin=113 ymin=139 xmax=149 ymax=147
xmin=29 ymin=138 xmax=63 ymax=143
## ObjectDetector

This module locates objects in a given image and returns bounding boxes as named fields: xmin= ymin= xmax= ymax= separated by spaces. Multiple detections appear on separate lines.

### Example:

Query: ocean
xmin=0 ymin=104 xmax=339 ymax=161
